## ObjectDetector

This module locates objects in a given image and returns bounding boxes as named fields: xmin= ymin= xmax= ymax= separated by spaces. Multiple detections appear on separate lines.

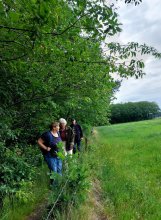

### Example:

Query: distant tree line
xmin=110 ymin=101 xmax=161 ymax=124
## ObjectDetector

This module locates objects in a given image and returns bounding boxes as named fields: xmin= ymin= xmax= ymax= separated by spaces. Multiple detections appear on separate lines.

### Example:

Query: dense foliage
xmin=110 ymin=101 xmax=161 ymax=124
xmin=0 ymin=0 xmax=161 ymax=210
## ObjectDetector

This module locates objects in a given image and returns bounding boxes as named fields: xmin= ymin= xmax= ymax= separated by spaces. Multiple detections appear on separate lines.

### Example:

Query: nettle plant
xmin=48 ymin=152 xmax=91 ymax=217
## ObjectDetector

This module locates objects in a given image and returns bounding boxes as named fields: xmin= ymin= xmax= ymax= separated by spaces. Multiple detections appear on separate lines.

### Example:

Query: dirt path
xmin=89 ymin=179 xmax=109 ymax=220
xmin=25 ymin=199 xmax=48 ymax=220
xmin=25 ymin=179 xmax=109 ymax=220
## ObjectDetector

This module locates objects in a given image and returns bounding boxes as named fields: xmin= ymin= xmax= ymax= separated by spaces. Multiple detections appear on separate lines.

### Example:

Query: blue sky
xmin=113 ymin=0 xmax=161 ymax=107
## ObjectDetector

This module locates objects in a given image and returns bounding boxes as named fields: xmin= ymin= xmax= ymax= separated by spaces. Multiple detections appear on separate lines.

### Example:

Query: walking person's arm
xmin=79 ymin=125 xmax=83 ymax=140
xmin=37 ymin=138 xmax=51 ymax=151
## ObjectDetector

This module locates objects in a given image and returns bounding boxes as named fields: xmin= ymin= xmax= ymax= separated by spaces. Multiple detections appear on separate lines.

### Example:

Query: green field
xmin=94 ymin=118 xmax=161 ymax=220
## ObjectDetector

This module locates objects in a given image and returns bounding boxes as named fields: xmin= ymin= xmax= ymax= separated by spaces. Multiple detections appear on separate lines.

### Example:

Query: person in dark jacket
xmin=70 ymin=119 xmax=83 ymax=154
xmin=37 ymin=122 xmax=62 ymax=175
xmin=59 ymin=118 xmax=74 ymax=156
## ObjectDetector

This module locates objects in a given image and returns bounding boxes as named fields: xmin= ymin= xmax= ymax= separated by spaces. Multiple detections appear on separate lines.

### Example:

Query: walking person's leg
xmin=44 ymin=156 xmax=58 ymax=185
xmin=57 ymin=158 xmax=63 ymax=175
xmin=49 ymin=157 xmax=58 ymax=173
xmin=77 ymin=140 xmax=81 ymax=152
xmin=73 ymin=141 xmax=77 ymax=154
xmin=44 ymin=156 xmax=53 ymax=171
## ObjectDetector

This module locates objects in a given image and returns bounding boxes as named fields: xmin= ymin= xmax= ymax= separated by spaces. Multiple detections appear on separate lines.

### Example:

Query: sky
xmin=113 ymin=0 xmax=161 ymax=107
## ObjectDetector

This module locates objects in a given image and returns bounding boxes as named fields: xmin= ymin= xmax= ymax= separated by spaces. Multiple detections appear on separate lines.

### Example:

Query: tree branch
xmin=1 ymin=53 xmax=28 ymax=62
xmin=8 ymin=90 xmax=62 ymax=108
xmin=0 ymin=39 xmax=36 ymax=61
xmin=0 ymin=25 xmax=35 ymax=33
xmin=44 ymin=13 xmax=90 ymax=36
xmin=0 ymin=13 xmax=89 ymax=37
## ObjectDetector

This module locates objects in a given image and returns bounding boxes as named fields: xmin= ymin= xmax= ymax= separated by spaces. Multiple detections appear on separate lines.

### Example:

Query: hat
xmin=59 ymin=118 xmax=67 ymax=125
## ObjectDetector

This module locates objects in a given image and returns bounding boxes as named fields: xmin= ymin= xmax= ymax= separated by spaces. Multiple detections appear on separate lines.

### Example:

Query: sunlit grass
xmin=1 ymin=119 xmax=161 ymax=220
xmin=94 ymin=118 xmax=161 ymax=219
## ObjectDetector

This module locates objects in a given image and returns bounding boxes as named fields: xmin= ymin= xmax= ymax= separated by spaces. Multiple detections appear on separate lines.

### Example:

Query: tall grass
xmin=94 ymin=119 xmax=161 ymax=219
xmin=2 ymin=119 xmax=161 ymax=220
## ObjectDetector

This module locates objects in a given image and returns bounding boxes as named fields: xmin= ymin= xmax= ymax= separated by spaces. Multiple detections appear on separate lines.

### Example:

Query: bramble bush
xmin=0 ymin=141 xmax=43 ymax=206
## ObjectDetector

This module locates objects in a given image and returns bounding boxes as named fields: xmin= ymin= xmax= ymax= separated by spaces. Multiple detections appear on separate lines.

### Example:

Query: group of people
xmin=37 ymin=118 xmax=83 ymax=177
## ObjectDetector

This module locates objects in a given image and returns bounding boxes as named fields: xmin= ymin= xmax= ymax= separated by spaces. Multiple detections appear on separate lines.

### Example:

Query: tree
xmin=110 ymin=102 xmax=161 ymax=124
xmin=0 ymin=0 xmax=161 ymax=202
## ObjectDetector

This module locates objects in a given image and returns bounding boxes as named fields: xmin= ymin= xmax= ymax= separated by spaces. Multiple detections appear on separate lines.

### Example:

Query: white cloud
xmin=113 ymin=0 xmax=161 ymax=108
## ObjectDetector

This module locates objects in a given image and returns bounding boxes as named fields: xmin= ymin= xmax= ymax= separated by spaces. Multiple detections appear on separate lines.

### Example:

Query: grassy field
xmin=1 ymin=119 xmax=161 ymax=220
xmin=94 ymin=118 xmax=161 ymax=220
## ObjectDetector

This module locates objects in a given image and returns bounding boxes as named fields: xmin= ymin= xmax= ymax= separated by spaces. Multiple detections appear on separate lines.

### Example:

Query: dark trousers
xmin=73 ymin=139 xmax=81 ymax=154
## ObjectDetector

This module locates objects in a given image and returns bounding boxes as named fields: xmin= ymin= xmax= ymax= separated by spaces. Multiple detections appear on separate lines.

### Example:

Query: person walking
xmin=70 ymin=119 xmax=83 ymax=154
xmin=59 ymin=118 xmax=74 ymax=156
xmin=37 ymin=122 xmax=63 ymax=176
